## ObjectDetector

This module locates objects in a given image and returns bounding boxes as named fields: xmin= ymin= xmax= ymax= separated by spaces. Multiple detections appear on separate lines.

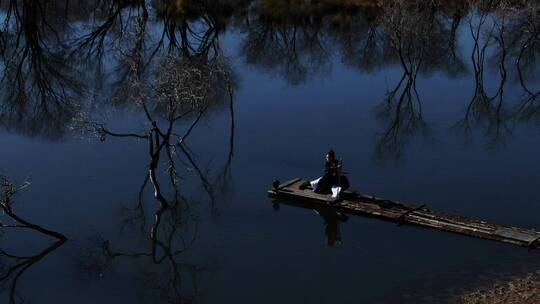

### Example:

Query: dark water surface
xmin=1 ymin=1 xmax=540 ymax=303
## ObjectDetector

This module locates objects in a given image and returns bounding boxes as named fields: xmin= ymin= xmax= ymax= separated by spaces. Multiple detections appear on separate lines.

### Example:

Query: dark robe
xmin=314 ymin=159 xmax=349 ymax=194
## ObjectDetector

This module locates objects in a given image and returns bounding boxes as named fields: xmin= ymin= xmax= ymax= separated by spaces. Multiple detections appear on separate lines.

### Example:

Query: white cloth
xmin=311 ymin=177 xmax=342 ymax=198
xmin=310 ymin=177 xmax=321 ymax=190
xmin=331 ymin=186 xmax=342 ymax=198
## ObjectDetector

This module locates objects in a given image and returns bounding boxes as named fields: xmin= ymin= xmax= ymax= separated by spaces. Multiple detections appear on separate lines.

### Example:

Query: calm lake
xmin=1 ymin=0 xmax=540 ymax=303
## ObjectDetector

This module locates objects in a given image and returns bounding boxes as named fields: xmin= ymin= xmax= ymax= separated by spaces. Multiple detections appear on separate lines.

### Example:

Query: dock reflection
xmin=315 ymin=207 xmax=349 ymax=247
xmin=272 ymin=200 xmax=349 ymax=247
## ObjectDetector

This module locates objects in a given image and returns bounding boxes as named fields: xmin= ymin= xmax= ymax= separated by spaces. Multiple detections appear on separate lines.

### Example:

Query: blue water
xmin=1 ymin=2 xmax=540 ymax=303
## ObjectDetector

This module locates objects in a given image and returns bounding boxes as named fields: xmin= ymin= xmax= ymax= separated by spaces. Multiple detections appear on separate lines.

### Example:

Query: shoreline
xmin=460 ymin=270 xmax=540 ymax=304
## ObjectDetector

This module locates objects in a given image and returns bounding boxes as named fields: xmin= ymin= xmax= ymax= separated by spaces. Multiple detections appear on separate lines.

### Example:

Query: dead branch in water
xmin=0 ymin=176 xmax=66 ymax=304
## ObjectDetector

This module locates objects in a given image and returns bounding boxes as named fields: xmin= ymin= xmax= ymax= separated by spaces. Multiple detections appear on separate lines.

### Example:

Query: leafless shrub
xmin=155 ymin=54 xmax=233 ymax=113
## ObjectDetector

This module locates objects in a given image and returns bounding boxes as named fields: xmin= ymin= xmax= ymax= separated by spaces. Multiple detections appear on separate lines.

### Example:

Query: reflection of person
xmin=308 ymin=150 xmax=350 ymax=198
xmin=314 ymin=208 xmax=348 ymax=247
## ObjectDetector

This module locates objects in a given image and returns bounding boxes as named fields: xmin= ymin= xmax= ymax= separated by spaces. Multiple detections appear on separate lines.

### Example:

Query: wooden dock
xmin=268 ymin=178 xmax=540 ymax=249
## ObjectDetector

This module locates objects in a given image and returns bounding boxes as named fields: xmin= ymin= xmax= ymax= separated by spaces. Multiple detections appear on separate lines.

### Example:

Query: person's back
xmin=314 ymin=150 xmax=339 ymax=194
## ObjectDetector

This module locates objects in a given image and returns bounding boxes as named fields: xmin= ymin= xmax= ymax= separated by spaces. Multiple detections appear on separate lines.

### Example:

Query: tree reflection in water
xmin=451 ymin=1 xmax=540 ymax=147
xmin=81 ymin=194 xmax=204 ymax=303
xmin=0 ymin=176 xmax=67 ymax=304
xmin=79 ymin=60 xmax=233 ymax=302
xmin=373 ymin=0 xmax=433 ymax=162
xmin=456 ymin=5 xmax=510 ymax=146
xmin=72 ymin=2 xmax=236 ymax=300
xmin=0 ymin=0 xmax=538 ymax=157
xmin=78 ymin=59 xmax=233 ymax=300
xmin=512 ymin=1 xmax=540 ymax=125
xmin=0 ymin=0 xmax=83 ymax=139
xmin=241 ymin=3 xmax=333 ymax=85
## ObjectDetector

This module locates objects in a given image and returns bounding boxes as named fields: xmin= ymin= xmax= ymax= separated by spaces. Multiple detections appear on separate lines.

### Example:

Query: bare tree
xmin=455 ymin=1 xmax=513 ymax=147
xmin=0 ymin=176 xmax=67 ymax=304
xmin=0 ymin=0 xmax=83 ymax=139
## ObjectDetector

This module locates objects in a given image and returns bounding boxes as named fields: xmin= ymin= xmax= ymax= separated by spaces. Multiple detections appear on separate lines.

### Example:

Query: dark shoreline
xmin=459 ymin=270 xmax=540 ymax=303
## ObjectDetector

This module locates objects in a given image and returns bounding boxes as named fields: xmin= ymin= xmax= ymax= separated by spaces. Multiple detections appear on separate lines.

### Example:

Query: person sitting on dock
xmin=302 ymin=150 xmax=349 ymax=199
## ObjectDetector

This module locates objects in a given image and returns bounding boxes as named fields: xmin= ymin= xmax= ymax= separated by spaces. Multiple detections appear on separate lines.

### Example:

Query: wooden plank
xmin=397 ymin=204 xmax=427 ymax=224
xmin=277 ymin=178 xmax=302 ymax=189
xmin=268 ymin=178 xmax=540 ymax=249
xmin=495 ymin=228 xmax=539 ymax=243
xmin=528 ymin=235 xmax=540 ymax=250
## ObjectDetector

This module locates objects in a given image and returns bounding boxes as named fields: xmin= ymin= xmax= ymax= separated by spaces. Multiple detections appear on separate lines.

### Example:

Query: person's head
xmin=326 ymin=150 xmax=335 ymax=162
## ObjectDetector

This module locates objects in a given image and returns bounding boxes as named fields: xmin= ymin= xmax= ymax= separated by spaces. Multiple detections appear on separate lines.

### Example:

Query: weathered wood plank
xmin=268 ymin=178 xmax=540 ymax=249
xmin=276 ymin=178 xmax=302 ymax=190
